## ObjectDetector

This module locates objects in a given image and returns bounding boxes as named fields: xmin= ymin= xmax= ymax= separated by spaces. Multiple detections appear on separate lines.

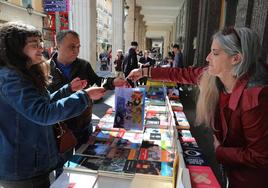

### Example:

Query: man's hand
xmin=85 ymin=87 xmax=106 ymax=100
xmin=70 ymin=77 xmax=87 ymax=92
xmin=113 ymin=77 xmax=128 ymax=87
xmin=127 ymin=68 xmax=142 ymax=82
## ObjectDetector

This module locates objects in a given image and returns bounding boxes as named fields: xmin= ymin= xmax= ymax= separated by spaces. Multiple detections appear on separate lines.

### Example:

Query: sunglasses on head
xmin=222 ymin=26 xmax=241 ymax=47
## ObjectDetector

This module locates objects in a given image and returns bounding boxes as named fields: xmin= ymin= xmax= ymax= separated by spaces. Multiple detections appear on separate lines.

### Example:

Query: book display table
xmin=51 ymin=85 xmax=220 ymax=188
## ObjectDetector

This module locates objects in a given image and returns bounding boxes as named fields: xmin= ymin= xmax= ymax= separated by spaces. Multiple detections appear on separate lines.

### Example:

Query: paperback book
xmin=114 ymin=87 xmax=146 ymax=130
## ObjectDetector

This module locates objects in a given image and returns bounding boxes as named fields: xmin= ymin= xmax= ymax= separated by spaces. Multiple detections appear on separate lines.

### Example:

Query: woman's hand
xmin=70 ymin=77 xmax=87 ymax=92
xmin=213 ymin=135 xmax=221 ymax=150
xmin=85 ymin=87 xmax=106 ymax=100
xmin=127 ymin=68 xmax=142 ymax=82
xmin=113 ymin=77 xmax=128 ymax=87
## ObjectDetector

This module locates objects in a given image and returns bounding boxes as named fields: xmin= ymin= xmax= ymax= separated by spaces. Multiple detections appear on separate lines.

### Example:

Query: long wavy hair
xmin=0 ymin=22 xmax=50 ymax=91
xmin=196 ymin=27 xmax=268 ymax=127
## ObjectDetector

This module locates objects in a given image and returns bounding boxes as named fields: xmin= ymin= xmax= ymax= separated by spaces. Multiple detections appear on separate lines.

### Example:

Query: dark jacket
xmin=151 ymin=67 xmax=268 ymax=188
xmin=47 ymin=53 xmax=115 ymax=141
xmin=123 ymin=48 xmax=138 ymax=77
xmin=139 ymin=56 xmax=155 ymax=68
xmin=114 ymin=54 xmax=124 ymax=71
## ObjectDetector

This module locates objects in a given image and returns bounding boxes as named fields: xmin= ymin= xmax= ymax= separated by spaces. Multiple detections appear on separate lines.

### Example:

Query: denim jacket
xmin=0 ymin=67 xmax=89 ymax=180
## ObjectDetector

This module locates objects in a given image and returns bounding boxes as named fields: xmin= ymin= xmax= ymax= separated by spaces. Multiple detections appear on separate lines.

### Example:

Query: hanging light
xmin=26 ymin=4 xmax=33 ymax=15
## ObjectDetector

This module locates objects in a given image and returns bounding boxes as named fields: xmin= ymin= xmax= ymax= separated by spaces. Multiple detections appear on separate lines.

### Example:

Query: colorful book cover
xmin=95 ymin=130 xmax=118 ymax=141
xmin=144 ymin=111 xmax=169 ymax=127
xmin=187 ymin=165 xmax=221 ymax=188
xmin=111 ymin=138 xmax=140 ymax=149
xmin=114 ymin=87 xmax=146 ymax=130
xmin=139 ymin=147 xmax=175 ymax=162
xmin=177 ymin=130 xmax=196 ymax=143
xmin=136 ymin=160 xmax=173 ymax=177
xmin=82 ymin=142 xmax=110 ymax=157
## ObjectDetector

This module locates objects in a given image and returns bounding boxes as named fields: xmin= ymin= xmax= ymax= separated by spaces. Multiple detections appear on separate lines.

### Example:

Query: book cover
xmin=114 ymin=87 xmax=146 ymax=130
xmin=123 ymin=160 xmax=137 ymax=174
xmin=177 ymin=130 xmax=196 ymax=143
xmin=182 ymin=145 xmax=208 ymax=166
xmin=99 ymin=158 xmax=127 ymax=173
xmin=80 ymin=156 xmax=106 ymax=171
xmin=111 ymin=138 xmax=140 ymax=149
xmin=106 ymin=147 xmax=130 ymax=159
xmin=95 ymin=130 xmax=118 ymax=141
xmin=187 ymin=165 xmax=221 ymax=188
xmin=82 ymin=142 xmax=110 ymax=157
xmin=136 ymin=160 xmax=173 ymax=177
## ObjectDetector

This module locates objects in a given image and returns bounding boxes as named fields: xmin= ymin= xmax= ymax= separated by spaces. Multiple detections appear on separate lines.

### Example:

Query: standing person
xmin=99 ymin=48 xmax=109 ymax=71
xmin=122 ymin=41 xmax=139 ymax=87
xmin=0 ymin=22 xmax=106 ymax=188
xmin=128 ymin=27 xmax=268 ymax=188
xmin=113 ymin=49 xmax=124 ymax=78
xmin=172 ymin=44 xmax=183 ymax=68
xmin=138 ymin=50 xmax=155 ymax=85
xmin=47 ymin=30 xmax=126 ymax=177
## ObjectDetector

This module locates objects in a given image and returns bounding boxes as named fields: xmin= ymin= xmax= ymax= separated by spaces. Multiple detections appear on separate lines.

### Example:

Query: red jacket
xmin=151 ymin=67 xmax=268 ymax=188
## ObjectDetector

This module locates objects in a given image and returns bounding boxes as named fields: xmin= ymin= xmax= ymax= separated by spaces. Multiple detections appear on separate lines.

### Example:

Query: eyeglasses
xmin=222 ymin=26 xmax=241 ymax=47
xmin=26 ymin=41 xmax=44 ymax=49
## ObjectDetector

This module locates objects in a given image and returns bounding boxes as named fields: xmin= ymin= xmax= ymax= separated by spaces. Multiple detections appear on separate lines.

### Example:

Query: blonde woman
xmin=128 ymin=27 xmax=268 ymax=188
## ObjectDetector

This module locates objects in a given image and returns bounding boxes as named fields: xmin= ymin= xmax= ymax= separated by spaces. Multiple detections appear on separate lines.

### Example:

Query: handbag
xmin=54 ymin=122 xmax=77 ymax=153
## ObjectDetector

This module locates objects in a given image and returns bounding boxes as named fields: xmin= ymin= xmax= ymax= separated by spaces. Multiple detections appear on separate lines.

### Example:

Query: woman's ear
xmin=232 ymin=53 xmax=242 ymax=65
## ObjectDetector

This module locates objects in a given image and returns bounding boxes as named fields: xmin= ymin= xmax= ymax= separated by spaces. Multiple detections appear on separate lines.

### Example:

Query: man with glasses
xmin=47 ymin=30 xmax=126 ymax=177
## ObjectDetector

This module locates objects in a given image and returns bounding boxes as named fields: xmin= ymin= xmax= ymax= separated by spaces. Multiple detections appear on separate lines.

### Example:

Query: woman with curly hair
xmin=0 ymin=22 xmax=105 ymax=187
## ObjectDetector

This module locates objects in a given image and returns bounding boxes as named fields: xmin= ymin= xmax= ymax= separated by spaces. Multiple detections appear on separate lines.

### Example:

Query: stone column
xmin=124 ymin=0 xmax=135 ymax=52
xmin=71 ymin=0 xmax=97 ymax=70
xmin=134 ymin=6 xmax=141 ymax=43
xmin=138 ymin=15 xmax=144 ymax=50
xmin=112 ymin=0 xmax=124 ymax=72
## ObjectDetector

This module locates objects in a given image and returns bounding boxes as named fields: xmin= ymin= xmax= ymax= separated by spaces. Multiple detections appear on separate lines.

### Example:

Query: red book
xmin=187 ymin=165 xmax=221 ymax=188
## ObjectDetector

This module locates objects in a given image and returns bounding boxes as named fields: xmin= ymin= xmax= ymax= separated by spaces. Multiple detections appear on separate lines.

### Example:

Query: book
xmin=182 ymin=144 xmax=208 ymax=166
xmin=114 ymin=87 xmax=146 ymax=130
xmin=64 ymin=155 xmax=103 ymax=173
xmin=95 ymin=130 xmax=118 ymax=141
xmin=144 ymin=111 xmax=169 ymax=128
xmin=79 ymin=141 xmax=111 ymax=158
xmin=169 ymin=100 xmax=183 ymax=112
xmin=135 ymin=160 xmax=173 ymax=177
xmin=174 ymin=111 xmax=190 ymax=129
xmin=99 ymin=158 xmax=127 ymax=173
xmin=50 ymin=171 xmax=98 ymax=188
xmin=106 ymin=147 xmax=131 ymax=159
xmin=123 ymin=160 xmax=137 ymax=174
xmin=187 ymin=165 xmax=221 ymax=188
xmin=111 ymin=138 xmax=141 ymax=149
xmin=177 ymin=130 xmax=196 ymax=143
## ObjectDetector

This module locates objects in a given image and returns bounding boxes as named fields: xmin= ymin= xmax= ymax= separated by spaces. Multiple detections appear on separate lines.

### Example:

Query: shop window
xmin=22 ymin=0 xmax=32 ymax=7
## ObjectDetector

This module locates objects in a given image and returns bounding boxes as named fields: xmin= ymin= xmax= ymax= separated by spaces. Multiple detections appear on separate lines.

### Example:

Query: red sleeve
xmin=151 ymin=67 xmax=205 ymax=85
xmin=216 ymin=88 xmax=268 ymax=168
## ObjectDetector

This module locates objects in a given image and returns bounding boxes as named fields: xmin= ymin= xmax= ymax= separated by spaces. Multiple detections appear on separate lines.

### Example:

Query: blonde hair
xmin=196 ymin=71 xmax=219 ymax=127
xmin=195 ymin=27 xmax=265 ymax=127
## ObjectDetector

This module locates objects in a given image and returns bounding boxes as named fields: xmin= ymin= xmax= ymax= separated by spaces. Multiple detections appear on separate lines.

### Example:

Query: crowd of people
xmin=0 ymin=21 xmax=267 ymax=188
